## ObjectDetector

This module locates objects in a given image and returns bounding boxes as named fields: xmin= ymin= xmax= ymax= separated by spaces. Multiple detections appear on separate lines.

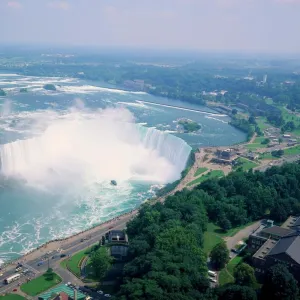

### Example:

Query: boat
xmin=111 ymin=180 xmax=117 ymax=186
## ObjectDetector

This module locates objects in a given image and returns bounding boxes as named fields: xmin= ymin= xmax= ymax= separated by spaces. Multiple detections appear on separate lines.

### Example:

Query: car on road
xmin=15 ymin=267 xmax=22 ymax=272
xmin=13 ymin=288 xmax=18 ymax=292
xmin=97 ymin=290 xmax=103 ymax=295
xmin=37 ymin=262 xmax=43 ymax=266
xmin=0 ymin=273 xmax=3 ymax=277
xmin=60 ymin=254 xmax=67 ymax=258
xmin=104 ymin=294 xmax=111 ymax=298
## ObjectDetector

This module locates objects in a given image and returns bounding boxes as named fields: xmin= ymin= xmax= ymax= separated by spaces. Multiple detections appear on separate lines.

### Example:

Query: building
xmin=250 ymin=216 xmax=300 ymax=282
xmin=111 ymin=245 xmax=129 ymax=261
xmin=38 ymin=285 xmax=86 ymax=300
xmin=216 ymin=149 xmax=235 ymax=160
xmin=108 ymin=230 xmax=128 ymax=244
xmin=246 ymin=152 xmax=259 ymax=160
xmin=249 ymin=222 xmax=295 ymax=253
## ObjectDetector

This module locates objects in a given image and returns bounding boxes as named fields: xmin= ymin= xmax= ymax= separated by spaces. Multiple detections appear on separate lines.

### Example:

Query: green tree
xmin=261 ymin=264 xmax=299 ymax=300
xmin=261 ymin=138 xmax=270 ymax=145
xmin=210 ymin=241 xmax=229 ymax=269
xmin=218 ymin=285 xmax=257 ymax=300
xmin=45 ymin=268 xmax=54 ymax=281
xmin=234 ymin=263 xmax=257 ymax=288
xmin=91 ymin=247 xmax=113 ymax=280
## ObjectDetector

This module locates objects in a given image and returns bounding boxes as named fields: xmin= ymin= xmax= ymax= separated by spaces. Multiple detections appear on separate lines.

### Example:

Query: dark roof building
xmin=268 ymin=233 xmax=300 ymax=265
xmin=251 ymin=216 xmax=300 ymax=282
xmin=108 ymin=230 xmax=128 ymax=244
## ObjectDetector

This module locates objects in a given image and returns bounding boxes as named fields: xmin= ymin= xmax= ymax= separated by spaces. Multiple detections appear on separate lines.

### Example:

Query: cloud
xmin=48 ymin=1 xmax=70 ymax=10
xmin=7 ymin=1 xmax=22 ymax=9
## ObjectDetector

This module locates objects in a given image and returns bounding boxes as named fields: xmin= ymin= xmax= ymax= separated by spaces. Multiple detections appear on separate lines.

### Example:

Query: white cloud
xmin=7 ymin=1 xmax=22 ymax=9
xmin=48 ymin=1 xmax=70 ymax=10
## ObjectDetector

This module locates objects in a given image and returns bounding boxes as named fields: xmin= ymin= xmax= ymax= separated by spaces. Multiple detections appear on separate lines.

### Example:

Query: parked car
xmin=97 ymin=290 xmax=103 ymax=295
xmin=104 ymin=294 xmax=111 ymax=298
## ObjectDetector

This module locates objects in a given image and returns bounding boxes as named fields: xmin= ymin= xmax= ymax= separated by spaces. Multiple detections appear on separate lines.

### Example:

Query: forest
xmin=116 ymin=162 xmax=300 ymax=300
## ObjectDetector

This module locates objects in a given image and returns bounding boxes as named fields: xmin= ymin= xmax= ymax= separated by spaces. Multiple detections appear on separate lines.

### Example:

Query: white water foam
xmin=58 ymin=85 xmax=147 ymax=95
xmin=136 ymin=100 xmax=227 ymax=117
xmin=0 ymin=107 xmax=191 ymax=189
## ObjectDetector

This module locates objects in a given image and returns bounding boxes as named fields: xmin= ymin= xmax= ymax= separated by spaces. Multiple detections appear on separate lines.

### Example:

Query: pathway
xmin=224 ymin=221 xmax=262 ymax=251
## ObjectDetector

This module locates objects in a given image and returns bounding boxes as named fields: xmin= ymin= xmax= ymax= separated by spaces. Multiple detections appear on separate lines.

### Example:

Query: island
xmin=0 ymin=88 xmax=6 ymax=96
xmin=43 ymin=84 xmax=56 ymax=91
xmin=178 ymin=119 xmax=201 ymax=133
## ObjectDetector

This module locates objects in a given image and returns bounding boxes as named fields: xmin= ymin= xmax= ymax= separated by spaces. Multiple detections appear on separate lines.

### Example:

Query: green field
xmin=194 ymin=167 xmax=208 ymax=177
xmin=203 ymin=223 xmax=252 ymax=254
xmin=61 ymin=247 xmax=92 ymax=277
xmin=245 ymin=136 xmax=269 ymax=150
xmin=21 ymin=272 xmax=62 ymax=296
xmin=187 ymin=170 xmax=224 ymax=186
xmin=234 ymin=157 xmax=259 ymax=171
xmin=256 ymin=117 xmax=270 ymax=131
xmin=259 ymin=152 xmax=280 ymax=160
xmin=284 ymin=145 xmax=300 ymax=155
xmin=0 ymin=295 xmax=26 ymax=300
xmin=219 ymin=256 xmax=243 ymax=286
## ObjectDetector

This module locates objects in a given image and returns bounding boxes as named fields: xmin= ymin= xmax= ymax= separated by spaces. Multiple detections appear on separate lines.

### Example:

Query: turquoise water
xmin=0 ymin=73 xmax=246 ymax=263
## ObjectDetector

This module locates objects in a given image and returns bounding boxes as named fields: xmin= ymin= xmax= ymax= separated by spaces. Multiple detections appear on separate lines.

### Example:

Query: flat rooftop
xmin=281 ymin=216 xmax=300 ymax=229
xmin=253 ymin=239 xmax=277 ymax=260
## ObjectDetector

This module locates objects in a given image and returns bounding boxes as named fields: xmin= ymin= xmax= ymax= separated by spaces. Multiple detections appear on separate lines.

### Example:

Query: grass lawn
xmin=219 ymin=256 xmax=243 ymax=286
xmin=21 ymin=272 xmax=62 ymax=296
xmin=259 ymin=152 xmax=280 ymax=160
xmin=0 ymin=295 xmax=26 ymax=300
xmin=284 ymin=145 xmax=300 ymax=156
xmin=245 ymin=137 xmax=269 ymax=150
xmin=62 ymin=248 xmax=92 ymax=277
xmin=187 ymin=170 xmax=224 ymax=186
xmin=227 ymin=256 xmax=243 ymax=274
xmin=219 ymin=268 xmax=234 ymax=286
xmin=203 ymin=231 xmax=223 ymax=254
xmin=234 ymin=157 xmax=258 ymax=171
xmin=265 ymin=98 xmax=273 ymax=105
xmin=204 ymin=221 xmax=256 ymax=255
xmin=194 ymin=167 xmax=208 ymax=177
xmin=256 ymin=117 xmax=270 ymax=131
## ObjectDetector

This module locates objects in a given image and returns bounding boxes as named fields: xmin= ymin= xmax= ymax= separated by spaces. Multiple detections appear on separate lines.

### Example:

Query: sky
xmin=1 ymin=0 xmax=300 ymax=53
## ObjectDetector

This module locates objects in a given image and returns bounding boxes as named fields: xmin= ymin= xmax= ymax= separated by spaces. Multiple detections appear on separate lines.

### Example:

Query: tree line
xmin=115 ymin=162 xmax=300 ymax=299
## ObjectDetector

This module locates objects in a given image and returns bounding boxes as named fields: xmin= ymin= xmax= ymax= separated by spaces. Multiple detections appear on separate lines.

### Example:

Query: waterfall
xmin=139 ymin=126 xmax=192 ymax=173
xmin=0 ymin=124 xmax=191 ymax=185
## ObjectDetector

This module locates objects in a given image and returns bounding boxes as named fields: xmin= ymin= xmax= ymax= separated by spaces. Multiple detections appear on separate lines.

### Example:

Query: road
xmin=255 ymin=154 xmax=300 ymax=172
xmin=0 ymin=215 xmax=133 ymax=295
xmin=225 ymin=221 xmax=262 ymax=258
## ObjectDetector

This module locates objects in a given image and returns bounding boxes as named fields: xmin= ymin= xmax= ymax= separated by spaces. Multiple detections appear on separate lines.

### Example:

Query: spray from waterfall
xmin=0 ymin=106 xmax=191 ymax=190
